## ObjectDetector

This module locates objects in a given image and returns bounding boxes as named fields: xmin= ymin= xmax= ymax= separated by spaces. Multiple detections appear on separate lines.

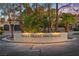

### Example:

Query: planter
xmin=14 ymin=32 xmax=68 ymax=43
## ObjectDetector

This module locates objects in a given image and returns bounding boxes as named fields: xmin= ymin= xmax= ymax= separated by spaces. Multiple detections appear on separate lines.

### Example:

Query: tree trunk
xmin=47 ymin=3 xmax=51 ymax=32
xmin=26 ymin=3 xmax=30 ymax=16
xmin=54 ymin=3 xmax=58 ymax=32
xmin=8 ymin=15 xmax=14 ymax=40
xmin=64 ymin=23 xmax=69 ymax=32
xmin=35 ymin=4 xmax=41 ymax=32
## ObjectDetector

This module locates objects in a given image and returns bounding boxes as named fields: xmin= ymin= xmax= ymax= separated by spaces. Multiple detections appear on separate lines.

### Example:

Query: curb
xmin=1 ymin=38 xmax=77 ymax=44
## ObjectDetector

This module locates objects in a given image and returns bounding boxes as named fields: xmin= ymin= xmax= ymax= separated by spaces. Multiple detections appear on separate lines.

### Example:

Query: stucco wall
xmin=14 ymin=32 xmax=68 ymax=43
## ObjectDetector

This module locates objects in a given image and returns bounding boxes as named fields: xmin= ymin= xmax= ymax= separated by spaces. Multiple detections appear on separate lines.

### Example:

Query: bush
xmin=0 ymin=27 xmax=3 ymax=35
xmin=23 ymin=13 xmax=48 ymax=33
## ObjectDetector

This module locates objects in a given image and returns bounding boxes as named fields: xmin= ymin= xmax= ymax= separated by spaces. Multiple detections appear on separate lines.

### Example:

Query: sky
xmin=58 ymin=3 xmax=79 ymax=14
xmin=1 ymin=3 xmax=79 ymax=17
xmin=1 ymin=3 xmax=79 ymax=21
xmin=22 ymin=3 xmax=79 ymax=15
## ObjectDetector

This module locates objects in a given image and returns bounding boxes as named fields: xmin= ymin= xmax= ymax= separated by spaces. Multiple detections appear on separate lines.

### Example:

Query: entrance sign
xmin=22 ymin=33 xmax=61 ymax=38
xmin=14 ymin=32 xmax=67 ymax=43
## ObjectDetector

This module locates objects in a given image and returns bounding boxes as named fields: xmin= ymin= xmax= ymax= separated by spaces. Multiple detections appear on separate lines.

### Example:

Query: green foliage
xmin=23 ymin=13 xmax=48 ymax=32
xmin=15 ymin=7 xmax=19 ymax=11
xmin=40 ymin=16 xmax=48 ymax=28
xmin=22 ymin=3 xmax=27 ymax=8
xmin=24 ymin=13 xmax=38 ymax=32
xmin=21 ymin=10 xmax=26 ymax=16
xmin=0 ymin=27 xmax=3 ymax=35
xmin=60 ymin=13 xmax=75 ymax=25
xmin=15 ymin=3 xmax=57 ymax=32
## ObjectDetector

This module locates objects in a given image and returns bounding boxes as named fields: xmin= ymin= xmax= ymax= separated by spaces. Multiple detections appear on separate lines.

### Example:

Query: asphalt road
xmin=0 ymin=38 xmax=79 ymax=56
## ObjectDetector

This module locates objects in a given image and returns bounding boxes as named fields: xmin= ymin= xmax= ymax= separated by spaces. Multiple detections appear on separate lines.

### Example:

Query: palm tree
xmin=32 ymin=3 xmax=43 ymax=32
xmin=47 ymin=3 xmax=51 ymax=32
xmin=42 ymin=3 xmax=52 ymax=32
xmin=54 ymin=3 xmax=58 ymax=32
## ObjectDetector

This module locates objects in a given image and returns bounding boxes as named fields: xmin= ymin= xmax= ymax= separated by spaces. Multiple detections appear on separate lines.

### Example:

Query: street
xmin=0 ymin=38 xmax=79 ymax=56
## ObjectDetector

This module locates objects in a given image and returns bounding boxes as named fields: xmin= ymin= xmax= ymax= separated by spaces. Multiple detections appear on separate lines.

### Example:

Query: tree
xmin=54 ymin=3 xmax=58 ymax=32
xmin=47 ymin=3 xmax=51 ymax=32
xmin=22 ymin=3 xmax=49 ymax=32
xmin=41 ymin=3 xmax=55 ymax=32
xmin=16 ymin=3 xmax=30 ymax=33
xmin=17 ymin=3 xmax=57 ymax=33
xmin=60 ymin=13 xmax=75 ymax=32
xmin=0 ymin=3 xmax=16 ymax=40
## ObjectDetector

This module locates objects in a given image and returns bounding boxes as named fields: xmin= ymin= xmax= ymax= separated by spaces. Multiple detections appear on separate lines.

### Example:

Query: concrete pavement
xmin=1 ymin=31 xmax=79 ymax=56
xmin=0 ymin=38 xmax=79 ymax=56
